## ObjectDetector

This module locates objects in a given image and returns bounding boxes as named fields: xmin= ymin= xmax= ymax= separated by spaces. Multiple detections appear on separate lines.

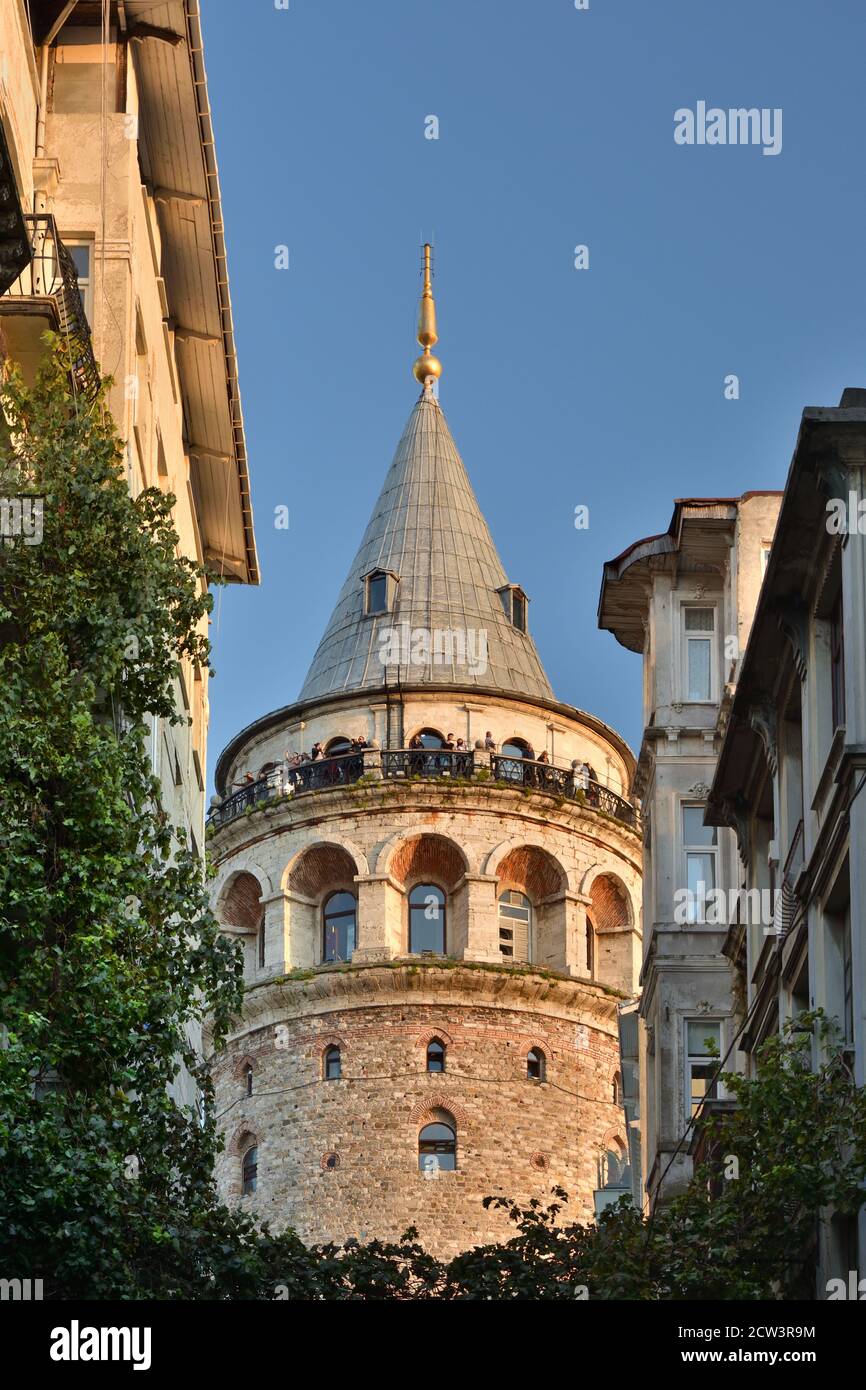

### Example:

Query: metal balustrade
xmin=382 ymin=748 xmax=475 ymax=779
xmin=1 ymin=214 xmax=100 ymax=400
xmin=208 ymin=748 xmax=641 ymax=831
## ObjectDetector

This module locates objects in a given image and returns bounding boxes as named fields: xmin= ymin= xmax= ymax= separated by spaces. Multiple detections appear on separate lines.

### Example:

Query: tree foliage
xmin=0 ymin=341 xmax=279 ymax=1297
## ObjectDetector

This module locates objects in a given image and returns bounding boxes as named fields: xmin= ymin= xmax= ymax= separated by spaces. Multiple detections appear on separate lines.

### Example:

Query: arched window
xmin=527 ymin=1047 xmax=546 ymax=1082
xmin=418 ymin=1118 xmax=456 ymax=1173
xmin=415 ymin=728 xmax=444 ymax=749
xmin=502 ymin=738 xmax=531 ymax=760
xmin=409 ymin=883 xmax=446 ymax=953
xmin=324 ymin=1045 xmax=341 ymax=1080
xmin=498 ymin=889 xmax=532 ymax=962
xmin=242 ymin=1143 xmax=258 ymax=1195
xmin=325 ymin=736 xmax=352 ymax=757
xmin=586 ymin=917 xmax=595 ymax=977
xmin=604 ymin=1147 xmax=625 ymax=1186
xmin=243 ymin=1063 xmax=253 ymax=1098
xmin=612 ymin=1071 xmax=622 ymax=1105
xmin=426 ymin=1038 xmax=446 ymax=1073
xmin=322 ymin=891 xmax=357 ymax=963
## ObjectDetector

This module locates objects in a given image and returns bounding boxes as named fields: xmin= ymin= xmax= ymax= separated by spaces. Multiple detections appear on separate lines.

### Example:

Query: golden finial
xmin=413 ymin=243 xmax=443 ymax=385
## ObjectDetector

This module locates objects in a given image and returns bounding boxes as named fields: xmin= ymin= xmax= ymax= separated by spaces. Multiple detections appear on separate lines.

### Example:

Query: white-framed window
xmin=760 ymin=542 xmax=772 ymax=577
xmin=685 ymin=1018 xmax=723 ymax=1116
xmin=64 ymin=238 xmax=93 ymax=323
xmin=682 ymin=804 xmax=718 ymax=922
xmin=681 ymin=605 xmax=716 ymax=701
xmin=498 ymin=889 xmax=532 ymax=962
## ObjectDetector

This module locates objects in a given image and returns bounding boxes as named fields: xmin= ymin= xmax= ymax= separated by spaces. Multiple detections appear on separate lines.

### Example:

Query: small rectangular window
xmin=366 ymin=573 xmax=388 ymax=615
xmin=842 ymin=912 xmax=853 ymax=1046
xmin=682 ymin=805 xmax=718 ymax=922
xmin=686 ymin=1019 xmax=721 ymax=1116
xmin=830 ymin=593 xmax=845 ymax=730
xmin=64 ymin=239 xmax=94 ymax=324
xmin=512 ymin=592 xmax=527 ymax=633
xmin=683 ymin=606 xmax=714 ymax=701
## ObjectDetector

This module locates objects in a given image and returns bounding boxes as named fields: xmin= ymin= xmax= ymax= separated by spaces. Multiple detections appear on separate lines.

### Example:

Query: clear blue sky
xmin=201 ymin=0 xmax=866 ymax=786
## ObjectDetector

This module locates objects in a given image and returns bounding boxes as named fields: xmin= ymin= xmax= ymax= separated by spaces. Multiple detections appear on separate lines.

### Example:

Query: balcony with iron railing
xmin=0 ymin=214 xmax=99 ymax=400
xmin=207 ymin=747 xmax=641 ymax=833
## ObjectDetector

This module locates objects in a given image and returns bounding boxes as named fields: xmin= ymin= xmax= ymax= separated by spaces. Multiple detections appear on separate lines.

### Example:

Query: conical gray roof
xmin=298 ymin=391 xmax=555 ymax=703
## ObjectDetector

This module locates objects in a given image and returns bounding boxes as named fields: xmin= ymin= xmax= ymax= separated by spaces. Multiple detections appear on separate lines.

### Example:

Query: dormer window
xmin=364 ymin=568 xmax=398 ymax=616
xmin=497 ymin=584 xmax=528 ymax=633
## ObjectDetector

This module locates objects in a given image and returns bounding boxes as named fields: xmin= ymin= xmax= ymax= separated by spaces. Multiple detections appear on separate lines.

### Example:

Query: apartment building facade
xmin=0 ymin=0 xmax=256 ymax=842
xmin=0 ymin=1 xmax=257 ymax=1106
xmin=707 ymin=390 xmax=866 ymax=1289
xmin=598 ymin=492 xmax=781 ymax=1206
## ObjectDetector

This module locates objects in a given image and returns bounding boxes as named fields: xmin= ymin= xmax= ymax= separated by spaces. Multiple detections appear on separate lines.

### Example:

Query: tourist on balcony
xmin=295 ymin=751 xmax=313 ymax=791
xmin=574 ymin=761 xmax=590 ymax=796
xmin=484 ymin=731 xmax=497 ymax=751
xmin=284 ymin=750 xmax=302 ymax=792
xmin=523 ymin=741 xmax=537 ymax=787
xmin=455 ymin=737 xmax=471 ymax=776
xmin=537 ymin=749 xmax=552 ymax=789
xmin=587 ymin=764 xmax=600 ymax=806
xmin=408 ymin=733 xmax=424 ymax=775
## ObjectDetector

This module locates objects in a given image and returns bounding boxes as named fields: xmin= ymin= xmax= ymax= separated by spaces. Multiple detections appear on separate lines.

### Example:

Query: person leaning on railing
xmin=408 ymin=733 xmax=424 ymax=776
xmin=522 ymin=743 xmax=537 ymax=788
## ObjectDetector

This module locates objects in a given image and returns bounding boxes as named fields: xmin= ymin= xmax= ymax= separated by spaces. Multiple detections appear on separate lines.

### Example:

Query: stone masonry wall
xmin=212 ymin=967 xmax=623 ymax=1261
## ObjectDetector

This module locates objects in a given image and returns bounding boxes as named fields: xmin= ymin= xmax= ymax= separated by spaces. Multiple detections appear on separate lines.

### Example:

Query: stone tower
xmin=206 ymin=250 xmax=642 ymax=1257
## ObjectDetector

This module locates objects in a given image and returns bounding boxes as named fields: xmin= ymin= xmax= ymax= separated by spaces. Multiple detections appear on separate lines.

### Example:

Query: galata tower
xmin=206 ymin=248 xmax=642 ymax=1258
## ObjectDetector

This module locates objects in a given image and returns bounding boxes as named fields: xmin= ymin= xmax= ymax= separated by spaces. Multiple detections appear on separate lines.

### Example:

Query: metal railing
xmin=208 ymin=749 xmax=641 ymax=831
xmin=382 ymin=748 xmax=475 ymax=779
xmin=208 ymin=753 xmax=367 ymax=827
xmin=1 ymin=214 xmax=100 ymax=400
xmin=286 ymin=751 xmax=365 ymax=792
xmin=207 ymin=770 xmax=282 ymax=827
xmin=492 ymin=754 xmax=639 ymax=828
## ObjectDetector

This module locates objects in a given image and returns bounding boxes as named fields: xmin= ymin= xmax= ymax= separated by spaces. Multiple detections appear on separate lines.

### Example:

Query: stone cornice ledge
xmin=207 ymin=961 xmax=624 ymax=1048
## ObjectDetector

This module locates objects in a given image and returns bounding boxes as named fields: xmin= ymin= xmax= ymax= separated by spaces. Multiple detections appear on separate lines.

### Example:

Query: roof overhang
xmin=597 ymin=499 xmax=741 ymax=653
xmin=124 ymin=0 xmax=258 ymax=584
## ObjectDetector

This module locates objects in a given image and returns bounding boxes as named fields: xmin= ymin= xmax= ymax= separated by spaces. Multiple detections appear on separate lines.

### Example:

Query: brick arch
xmin=409 ymin=1094 xmax=468 ymax=1127
xmin=227 ymin=1122 xmax=259 ymax=1157
xmin=485 ymin=838 xmax=575 ymax=895
xmin=284 ymin=841 xmax=364 ymax=899
xmin=414 ymin=1027 xmax=455 ymax=1049
xmin=492 ymin=846 xmax=567 ymax=903
xmin=217 ymin=871 xmax=264 ymax=933
xmin=601 ymin=1129 xmax=627 ymax=1156
xmin=315 ymin=1036 xmax=344 ymax=1061
xmin=213 ymin=858 xmax=272 ymax=906
xmin=589 ymin=872 xmax=632 ymax=932
xmin=514 ymin=1030 xmax=553 ymax=1056
xmin=232 ymin=1053 xmax=256 ymax=1081
xmin=386 ymin=834 xmax=468 ymax=891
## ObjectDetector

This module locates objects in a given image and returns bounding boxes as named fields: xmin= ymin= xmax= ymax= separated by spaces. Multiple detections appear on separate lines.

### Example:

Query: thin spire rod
xmin=413 ymin=242 xmax=442 ymax=387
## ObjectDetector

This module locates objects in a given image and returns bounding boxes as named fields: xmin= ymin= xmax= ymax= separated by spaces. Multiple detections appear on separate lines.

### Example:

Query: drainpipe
xmin=34 ymin=1 xmax=79 ymax=183
xmin=32 ymin=2 xmax=78 ymax=294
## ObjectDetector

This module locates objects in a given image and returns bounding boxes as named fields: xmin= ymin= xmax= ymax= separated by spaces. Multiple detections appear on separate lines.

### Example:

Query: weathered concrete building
xmin=0 ymin=1 xmax=257 ymax=1104
xmin=206 ymin=252 xmax=643 ymax=1257
xmin=598 ymin=493 xmax=781 ymax=1205
xmin=708 ymin=390 xmax=866 ymax=1290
